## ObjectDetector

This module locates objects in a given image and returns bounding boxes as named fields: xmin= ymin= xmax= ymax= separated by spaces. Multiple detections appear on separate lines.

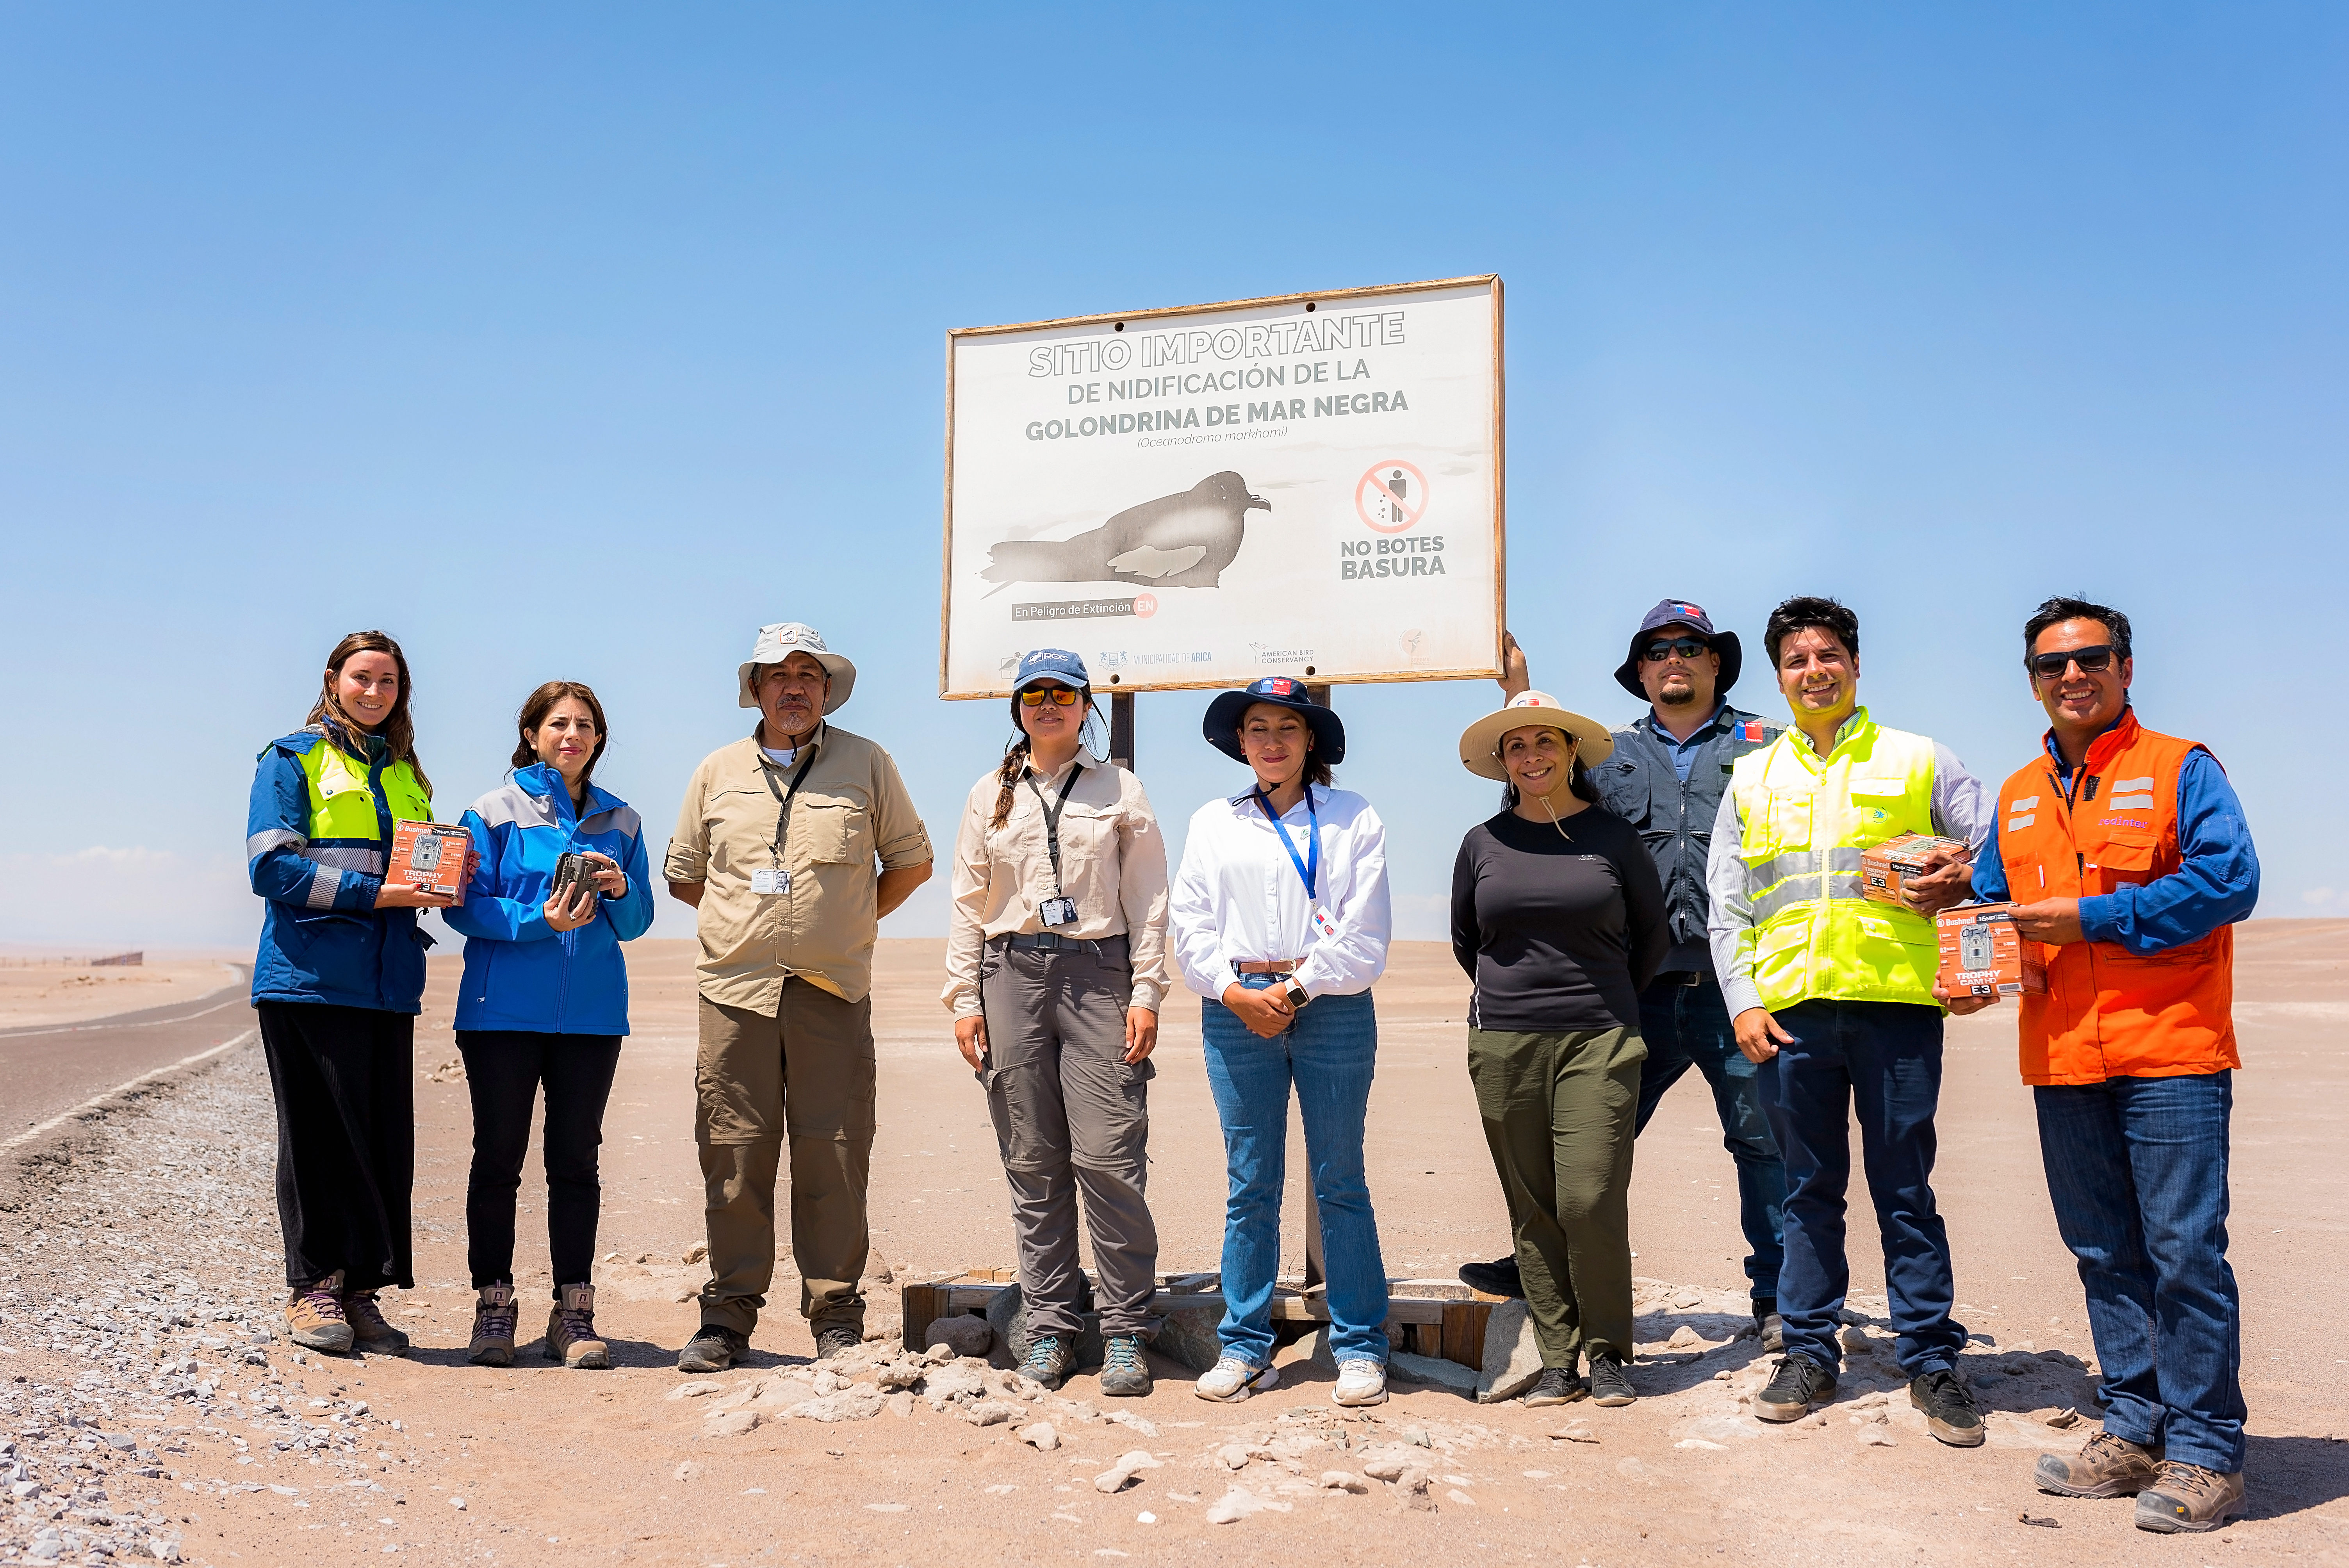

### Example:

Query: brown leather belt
xmin=1234 ymin=959 xmax=1301 ymax=975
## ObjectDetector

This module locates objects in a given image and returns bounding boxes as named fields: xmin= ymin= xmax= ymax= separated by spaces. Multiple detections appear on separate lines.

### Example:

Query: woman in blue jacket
xmin=444 ymin=680 xmax=655 ymax=1370
xmin=247 ymin=630 xmax=456 ymax=1360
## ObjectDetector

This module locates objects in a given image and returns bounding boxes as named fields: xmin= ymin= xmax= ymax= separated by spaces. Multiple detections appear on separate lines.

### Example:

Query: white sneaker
xmin=1334 ymin=1358 xmax=1388 ymax=1406
xmin=1194 ymin=1355 xmax=1279 ymax=1402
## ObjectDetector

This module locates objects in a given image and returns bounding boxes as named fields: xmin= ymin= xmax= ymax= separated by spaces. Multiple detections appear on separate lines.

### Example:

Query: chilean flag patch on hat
xmin=1258 ymin=676 xmax=1301 ymax=697
xmin=1676 ymin=602 xmax=1704 ymax=619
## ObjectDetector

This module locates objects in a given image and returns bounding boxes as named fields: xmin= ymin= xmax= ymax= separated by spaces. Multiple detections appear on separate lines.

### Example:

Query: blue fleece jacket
xmin=442 ymin=763 xmax=655 ymax=1035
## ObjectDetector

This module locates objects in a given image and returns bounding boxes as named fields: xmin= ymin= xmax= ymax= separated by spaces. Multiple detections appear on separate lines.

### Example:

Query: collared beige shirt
xmin=665 ymin=722 xmax=932 ymax=1009
xmin=941 ymin=748 xmax=1171 ymax=1019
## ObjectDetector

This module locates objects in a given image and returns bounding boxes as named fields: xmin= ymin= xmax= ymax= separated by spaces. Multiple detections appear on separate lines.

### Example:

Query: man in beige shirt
xmin=665 ymin=622 xmax=931 ymax=1370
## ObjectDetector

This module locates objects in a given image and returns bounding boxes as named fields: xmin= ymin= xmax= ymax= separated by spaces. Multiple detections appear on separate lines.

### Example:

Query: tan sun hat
xmin=737 ymin=622 xmax=856 ymax=713
xmin=1458 ymin=690 xmax=1616 ymax=781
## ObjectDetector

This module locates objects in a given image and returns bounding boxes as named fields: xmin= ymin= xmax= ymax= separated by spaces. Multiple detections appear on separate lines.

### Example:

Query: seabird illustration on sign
xmin=980 ymin=472 xmax=1271 ymax=595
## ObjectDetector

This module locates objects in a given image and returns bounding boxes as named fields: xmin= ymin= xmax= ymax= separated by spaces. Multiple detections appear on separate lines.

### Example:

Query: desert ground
xmin=2 ymin=924 xmax=2344 ymax=1566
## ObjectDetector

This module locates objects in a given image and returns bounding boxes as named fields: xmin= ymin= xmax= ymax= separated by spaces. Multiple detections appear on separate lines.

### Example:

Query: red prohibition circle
xmin=1356 ymin=460 xmax=1428 ymax=534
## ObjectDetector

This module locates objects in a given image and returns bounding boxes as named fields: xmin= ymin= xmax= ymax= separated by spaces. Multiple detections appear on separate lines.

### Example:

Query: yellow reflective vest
xmin=1728 ymin=708 xmax=1942 ymax=1010
xmin=301 ymin=738 xmax=433 ymax=873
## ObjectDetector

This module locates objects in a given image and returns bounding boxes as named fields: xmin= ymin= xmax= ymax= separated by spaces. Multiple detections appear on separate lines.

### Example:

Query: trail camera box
xmin=1936 ymin=903 xmax=2046 ymax=998
xmin=1861 ymin=832 xmax=1971 ymax=906
xmin=390 ymin=820 xmax=471 ymax=904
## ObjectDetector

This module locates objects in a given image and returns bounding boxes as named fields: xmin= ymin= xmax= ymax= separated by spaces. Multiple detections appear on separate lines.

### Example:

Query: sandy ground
xmin=2 ymin=923 xmax=2345 ymax=1566
xmin=0 ymin=963 xmax=243 ymax=1033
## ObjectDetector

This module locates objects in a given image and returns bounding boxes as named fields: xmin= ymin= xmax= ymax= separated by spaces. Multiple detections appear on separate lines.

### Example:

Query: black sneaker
xmin=677 ymin=1324 xmax=748 ymax=1374
xmin=1457 ymin=1256 xmax=1524 ymax=1299
xmin=1909 ymin=1367 xmax=1986 ymax=1447
xmin=1586 ymin=1352 xmax=1637 ymax=1407
xmin=1753 ymin=1300 xmax=1785 ymax=1353
xmin=814 ymin=1325 xmax=864 ymax=1361
xmin=1522 ymin=1367 xmax=1585 ymax=1408
xmin=1753 ymin=1354 xmax=1837 ymax=1422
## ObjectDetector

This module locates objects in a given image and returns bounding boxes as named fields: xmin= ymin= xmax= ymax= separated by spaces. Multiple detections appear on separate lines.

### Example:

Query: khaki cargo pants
xmin=695 ymin=981 xmax=875 ymax=1337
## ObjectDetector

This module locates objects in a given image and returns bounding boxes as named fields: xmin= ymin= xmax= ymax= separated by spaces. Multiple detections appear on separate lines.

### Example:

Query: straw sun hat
xmin=1458 ymin=690 xmax=1615 ymax=781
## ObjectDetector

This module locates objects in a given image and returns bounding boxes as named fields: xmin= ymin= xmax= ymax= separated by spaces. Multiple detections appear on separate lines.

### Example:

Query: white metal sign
xmin=940 ymin=276 xmax=1504 ymax=698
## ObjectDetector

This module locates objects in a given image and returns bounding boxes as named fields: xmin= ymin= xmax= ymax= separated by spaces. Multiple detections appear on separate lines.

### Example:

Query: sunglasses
xmin=1641 ymin=636 xmax=1711 ymax=663
xmin=2027 ymin=645 xmax=2116 ymax=679
xmin=1019 ymin=685 xmax=1082 ymax=707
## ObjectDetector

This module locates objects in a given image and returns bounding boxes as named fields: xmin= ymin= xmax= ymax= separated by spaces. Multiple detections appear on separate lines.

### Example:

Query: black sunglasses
xmin=1641 ymin=636 xmax=1711 ymax=663
xmin=2027 ymin=645 xmax=2116 ymax=680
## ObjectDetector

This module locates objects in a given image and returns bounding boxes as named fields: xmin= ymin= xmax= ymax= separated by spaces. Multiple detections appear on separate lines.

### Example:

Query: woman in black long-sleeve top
xmin=1452 ymin=691 xmax=1669 ymax=1410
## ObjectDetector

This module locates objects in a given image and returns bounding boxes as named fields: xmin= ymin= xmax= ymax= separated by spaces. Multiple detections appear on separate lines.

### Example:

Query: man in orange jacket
xmin=1949 ymin=596 xmax=2259 ymax=1534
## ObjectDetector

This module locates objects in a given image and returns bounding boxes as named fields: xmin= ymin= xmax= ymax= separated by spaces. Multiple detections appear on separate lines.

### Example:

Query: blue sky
xmin=3 ymin=4 xmax=2343 ymax=950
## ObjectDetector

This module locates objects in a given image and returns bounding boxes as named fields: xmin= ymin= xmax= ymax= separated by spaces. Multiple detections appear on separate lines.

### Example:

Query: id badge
xmin=1309 ymin=903 xmax=1338 ymax=941
xmin=751 ymin=868 xmax=791 ymax=896
xmin=1039 ymin=896 xmax=1078 ymax=928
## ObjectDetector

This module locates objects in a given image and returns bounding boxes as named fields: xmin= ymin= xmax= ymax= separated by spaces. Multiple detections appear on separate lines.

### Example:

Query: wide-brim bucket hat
xmin=1459 ymin=690 xmax=1615 ymax=781
xmin=1203 ymin=676 xmax=1346 ymax=766
xmin=1613 ymin=597 xmax=1742 ymax=700
xmin=737 ymin=622 xmax=856 ymax=713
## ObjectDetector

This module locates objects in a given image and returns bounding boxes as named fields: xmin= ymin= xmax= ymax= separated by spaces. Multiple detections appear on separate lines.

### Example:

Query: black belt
xmin=1654 ymin=970 xmax=1711 ymax=988
xmin=995 ymin=931 xmax=1128 ymax=955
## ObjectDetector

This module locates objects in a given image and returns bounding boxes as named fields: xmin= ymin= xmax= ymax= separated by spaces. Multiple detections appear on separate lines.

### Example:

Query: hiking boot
xmin=342 ymin=1289 xmax=410 ymax=1356
xmin=1098 ymin=1335 xmax=1152 ymax=1398
xmin=678 ymin=1324 xmax=748 ymax=1374
xmin=1524 ymin=1366 xmax=1586 ymax=1408
xmin=1333 ymin=1358 xmax=1388 ymax=1407
xmin=545 ymin=1283 xmax=608 ymax=1370
xmin=2135 ymin=1461 xmax=2245 ymax=1533
xmin=814 ymin=1325 xmax=864 ymax=1362
xmin=1193 ymin=1355 xmax=1278 ymax=1403
xmin=285 ymin=1270 xmax=354 ymax=1354
xmin=1754 ymin=1300 xmax=1785 ymax=1353
xmin=467 ymin=1284 xmax=518 ymax=1368
xmin=1753 ymin=1354 xmax=1837 ymax=1422
xmin=2036 ymin=1431 xmax=2161 ymax=1498
xmin=1458 ymin=1255 xmax=1524 ymax=1299
xmin=1910 ymin=1367 xmax=1986 ymax=1447
xmin=1018 ymin=1333 xmax=1078 ymax=1390
xmin=1586 ymin=1352 xmax=1637 ymax=1407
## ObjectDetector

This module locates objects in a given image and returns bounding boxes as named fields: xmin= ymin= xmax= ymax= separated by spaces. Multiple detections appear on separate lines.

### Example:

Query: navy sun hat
xmin=1203 ymin=676 xmax=1347 ymax=766
xmin=1613 ymin=598 xmax=1743 ymax=700
xmin=1011 ymin=648 xmax=1089 ymax=693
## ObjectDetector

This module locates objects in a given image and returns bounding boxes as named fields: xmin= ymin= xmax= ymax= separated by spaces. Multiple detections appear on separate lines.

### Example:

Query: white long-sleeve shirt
xmin=1169 ymin=784 xmax=1391 ymax=1000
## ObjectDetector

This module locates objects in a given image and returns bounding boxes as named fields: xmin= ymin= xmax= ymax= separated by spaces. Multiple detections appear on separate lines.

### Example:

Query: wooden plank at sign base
xmin=899 ymin=1270 xmax=1488 ymax=1368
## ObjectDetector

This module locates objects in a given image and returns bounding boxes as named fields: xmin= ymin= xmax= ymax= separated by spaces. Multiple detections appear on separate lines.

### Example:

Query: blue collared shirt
xmin=1971 ymin=719 xmax=2259 ymax=954
xmin=1645 ymin=702 xmax=1725 ymax=783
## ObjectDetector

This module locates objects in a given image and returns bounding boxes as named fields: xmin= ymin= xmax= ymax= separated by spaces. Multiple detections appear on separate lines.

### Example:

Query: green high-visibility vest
xmin=299 ymin=738 xmax=433 ymax=874
xmin=1729 ymin=707 xmax=1941 ymax=1011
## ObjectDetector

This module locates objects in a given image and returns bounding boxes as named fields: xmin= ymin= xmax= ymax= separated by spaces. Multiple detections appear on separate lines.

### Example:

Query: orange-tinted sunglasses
xmin=1019 ymin=685 xmax=1081 ymax=707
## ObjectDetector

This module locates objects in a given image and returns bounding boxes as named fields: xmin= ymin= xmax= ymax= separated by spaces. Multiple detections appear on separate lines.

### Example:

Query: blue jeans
xmin=2035 ymin=1072 xmax=2244 ymax=1472
xmin=1757 ymin=1000 xmax=1968 ymax=1376
xmin=1200 ymin=979 xmax=1389 ymax=1366
xmin=1634 ymin=976 xmax=1786 ymax=1304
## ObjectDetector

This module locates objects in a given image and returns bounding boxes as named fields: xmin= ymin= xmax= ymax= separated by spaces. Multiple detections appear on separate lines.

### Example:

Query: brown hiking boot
xmin=546 ymin=1283 xmax=608 ymax=1369
xmin=342 ymin=1290 xmax=411 ymax=1356
xmin=2135 ymin=1461 xmax=2245 ymax=1533
xmin=467 ymin=1283 xmax=519 ymax=1368
xmin=285 ymin=1270 xmax=354 ymax=1354
xmin=2035 ymin=1430 xmax=2160 ymax=1498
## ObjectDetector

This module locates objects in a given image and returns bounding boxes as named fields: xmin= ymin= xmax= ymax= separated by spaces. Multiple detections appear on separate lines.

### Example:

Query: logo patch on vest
xmin=1740 ymin=720 xmax=1764 ymax=742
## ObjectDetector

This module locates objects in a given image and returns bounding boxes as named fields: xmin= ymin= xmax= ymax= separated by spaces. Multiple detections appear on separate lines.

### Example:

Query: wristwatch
xmin=1280 ymin=977 xmax=1310 ymax=1012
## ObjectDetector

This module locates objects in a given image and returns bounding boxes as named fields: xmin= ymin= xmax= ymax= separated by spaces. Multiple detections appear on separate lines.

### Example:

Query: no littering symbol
xmin=1357 ymin=461 xmax=1427 ymax=534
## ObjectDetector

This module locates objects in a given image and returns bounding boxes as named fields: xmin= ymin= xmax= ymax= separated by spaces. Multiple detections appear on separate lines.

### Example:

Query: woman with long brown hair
xmin=246 ymin=630 xmax=451 ymax=1358
xmin=442 ymin=681 xmax=654 ymax=1369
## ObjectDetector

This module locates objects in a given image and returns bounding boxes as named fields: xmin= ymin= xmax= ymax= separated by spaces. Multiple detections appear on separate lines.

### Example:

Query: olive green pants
xmin=1467 ymin=1026 xmax=1645 ymax=1369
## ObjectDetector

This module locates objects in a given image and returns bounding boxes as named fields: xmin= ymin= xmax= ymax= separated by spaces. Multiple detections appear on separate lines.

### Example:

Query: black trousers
xmin=256 ymin=1001 xmax=416 ymax=1293
xmin=455 ymin=1030 xmax=623 ymax=1295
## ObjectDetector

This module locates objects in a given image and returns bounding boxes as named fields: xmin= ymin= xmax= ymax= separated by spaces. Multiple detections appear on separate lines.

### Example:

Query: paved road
xmin=0 ymin=968 xmax=254 ymax=1139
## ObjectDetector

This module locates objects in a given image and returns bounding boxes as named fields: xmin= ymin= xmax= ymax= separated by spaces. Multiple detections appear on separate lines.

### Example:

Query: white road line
xmin=1 ymin=1027 xmax=256 ymax=1154
xmin=0 ymin=989 xmax=248 ymax=1040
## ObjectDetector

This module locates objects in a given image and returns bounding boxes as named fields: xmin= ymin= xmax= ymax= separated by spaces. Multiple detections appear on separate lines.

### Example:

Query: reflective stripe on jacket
xmin=442 ymin=763 xmax=657 ymax=1035
xmin=246 ymin=727 xmax=435 ymax=1012
xmin=1994 ymin=713 xmax=2237 ymax=1084
xmin=1727 ymin=711 xmax=1942 ymax=1010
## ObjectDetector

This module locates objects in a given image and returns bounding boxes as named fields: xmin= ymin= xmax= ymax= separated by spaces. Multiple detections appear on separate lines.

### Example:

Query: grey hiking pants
xmin=977 ymin=934 xmax=1160 ymax=1340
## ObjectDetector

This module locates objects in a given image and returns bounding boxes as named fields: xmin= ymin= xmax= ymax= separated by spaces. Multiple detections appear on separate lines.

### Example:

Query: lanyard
xmin=1253 ymin=786 xmax=1319 ymax=901
xmin=757 ymin=751 xmax=820 ymax=869
xmin=1024 ymin=762 xmax=1084 ymax=897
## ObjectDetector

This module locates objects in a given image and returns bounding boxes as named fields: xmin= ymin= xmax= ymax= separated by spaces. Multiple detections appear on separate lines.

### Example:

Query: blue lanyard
xmin=1253 ymin=787 xmax=1319 ymax=900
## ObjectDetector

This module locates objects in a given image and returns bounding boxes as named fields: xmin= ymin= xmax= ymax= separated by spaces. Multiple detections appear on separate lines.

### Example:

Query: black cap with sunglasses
xmin=1612 ymin=598 xmax=1744 ymax=700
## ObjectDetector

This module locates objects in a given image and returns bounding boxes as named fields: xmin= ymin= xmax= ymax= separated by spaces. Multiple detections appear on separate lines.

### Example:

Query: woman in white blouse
xmin=1169 ymin=676 xmax=1394 ymax=1407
